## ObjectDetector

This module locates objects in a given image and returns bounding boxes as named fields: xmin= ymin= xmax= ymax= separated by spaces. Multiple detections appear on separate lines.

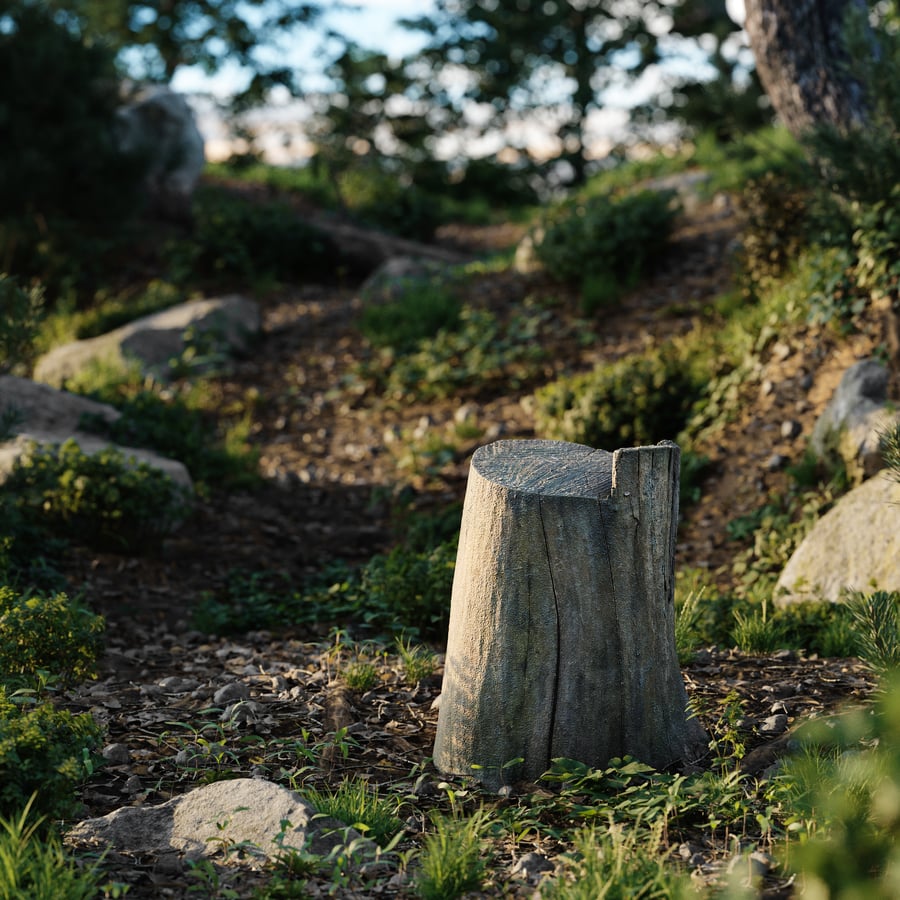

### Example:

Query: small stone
xmin=799 ymin=372 xmax=814 ymax=390
xmin=101 ymin=743 xmax=131 ymax=765
xmin=760 ymin=714 xmax=789 ymax=735
xmin=771 ymin=701 xmax=789 ymax=715
xmin=221 ymin=700 xmax=264 ymax=723
xmin=772 ymin=341 xmax=792 ymax=362
xmin=780 ymin=420 xmax=802 ymax=440
xmin=454 ymin=403 xmax=479 ymax=424
xmin=509 ymin=852 xmax=554 ymax=883
xmin=765 ymin=453 xmax=789 ymax=470
xmin=759 ymin=380 xmax=775 ymax=398
xmin=124 ymin=774 xmax=143 ymax=794
xmin=213 ymin=682 xmax=250 ymax=705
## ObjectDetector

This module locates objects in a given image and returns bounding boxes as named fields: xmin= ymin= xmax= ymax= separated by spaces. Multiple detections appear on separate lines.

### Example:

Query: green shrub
xmin=736 ymin=171 xmax=812 ymax=289
xmin=303 ymin=777 xmax=402 ymax=847
xmin=0 ymin=690 xmax=103 ymax=820
xmin=0 ymin=275 xmax=43 ymax=375
xmin=533 ymin=342 xmax=704 ymax=449
xmin=0 ymin=588 xmax=104 ymax=688
xmin=846 ymin=590 xmax=900 ymax=675
xmin=533 ymin=189 xmax=680 ymax=310
xmin=165 ymin=188 xmax=340 ymax=287
xmin=360 ymin=282 xmax=462 ymax=353
xmin=3 ymin=439 xmax=190 ymax=552
xmin=416 ymin=809 xmax=489 ymax=900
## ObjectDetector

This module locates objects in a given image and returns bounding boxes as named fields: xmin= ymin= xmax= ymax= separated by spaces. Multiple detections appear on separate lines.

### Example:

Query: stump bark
xmin=434 ymin=439 xmax=707 ymax=789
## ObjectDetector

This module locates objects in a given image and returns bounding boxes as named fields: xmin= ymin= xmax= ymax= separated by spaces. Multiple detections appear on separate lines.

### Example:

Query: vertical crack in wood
xmin=537 ymin=496 xmax=562 ymax=769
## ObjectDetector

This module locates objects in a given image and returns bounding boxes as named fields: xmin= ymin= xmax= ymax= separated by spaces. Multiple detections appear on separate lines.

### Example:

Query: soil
xmin=55 ymin=185 xmax=897 ymax=897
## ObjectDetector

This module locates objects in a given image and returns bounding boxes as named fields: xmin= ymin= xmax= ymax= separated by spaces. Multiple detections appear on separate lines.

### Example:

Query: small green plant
xmin=882 ymin=420 xmax=900 ymax=481
xmin=846 ymin=590 xmax=900 ymax=676
xmin=3 ymin=439 xmax=190 ymax=552
xmin=0 ymin=587 xmax=104 ymax=687
xmin=731 ymin=598 xmax=783 ymax=654
xmin=0 ymin=689 xmax=103 ymax=820
xmin=674 ymin=586 xmax=704 ymax=664
xmin=533 ymin=189 xmax=680 ymax=310
xmin=396 ymin=637 xmax=438 ymax=684
xmin=342 ymin=658 xmax=380 ymax=692
xmin=415 ymin=808 xmax=490 ymax=900
xmin=0 ymin=796 xmax=102 ymax=899
xmin=303 ymin=777 xmax=402 ymax=848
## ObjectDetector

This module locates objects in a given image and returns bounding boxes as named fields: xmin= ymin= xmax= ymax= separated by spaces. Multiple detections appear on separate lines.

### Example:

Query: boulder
xmin=358 ymin=256 xmax=451 ymax=304
xmin=810 ymin=359 xmax=900 ymax=483
xmin=774 ymin=472 xmax=900 ymax=604
xmin=0 ymin=375 xmax=192 ymax=492
xmin=66 ymin=779 xmax=364 ymax=865
xmin=33 ymin=296 xmax=260 ymax=388
xmin=116 ymin=85 xmax=205 ymax=221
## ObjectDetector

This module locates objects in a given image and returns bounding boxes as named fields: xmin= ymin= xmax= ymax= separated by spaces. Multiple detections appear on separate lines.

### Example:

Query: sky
xmin=175 ymin=0 xmax=749 ymax=164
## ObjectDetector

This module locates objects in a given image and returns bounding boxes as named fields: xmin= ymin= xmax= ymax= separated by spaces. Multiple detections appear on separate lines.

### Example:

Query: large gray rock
xmin=775 ymin=472 xmax=900 ymax=605
xmin=0 ymin=375 xmax=192 ymax=492
xmin=33 ymin=296 xmax=260 ymax=388
xmin=810 ymin=359 xmax=900 ymax=483
xmin=116 ymin=85 xmax=206 ymax=221
xmin=66 ymin=778 xmax=363 ymax=864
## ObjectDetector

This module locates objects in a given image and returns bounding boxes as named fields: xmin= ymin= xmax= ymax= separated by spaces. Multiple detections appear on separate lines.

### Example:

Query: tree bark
xmin=743 ymin=0 xmax=870 ymax=137
xmin=434 ymin=439 xmax=707 ymax=790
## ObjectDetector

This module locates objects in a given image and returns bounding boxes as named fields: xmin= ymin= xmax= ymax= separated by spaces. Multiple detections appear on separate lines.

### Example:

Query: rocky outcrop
xmin=0 ymin=375 xmax=191 ymax=491
xmin=33 ymin=296 xmax=260 ymax=388
xmin=116 ymin=86 xmax=206 ymax=221
xmin=66 ymin=778 xmax=366 ymax=867
xmin=775 ymin=472 xmax=900 ymax=604
xmin=810 ymin=359 xmax=900 ymax=483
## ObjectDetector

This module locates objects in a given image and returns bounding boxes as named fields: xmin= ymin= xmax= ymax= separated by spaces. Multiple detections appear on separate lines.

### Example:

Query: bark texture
xmin=743 ymin=0 xmax=870 ymax=136
xmin=433 ymin=439 xmax=707 ymax=789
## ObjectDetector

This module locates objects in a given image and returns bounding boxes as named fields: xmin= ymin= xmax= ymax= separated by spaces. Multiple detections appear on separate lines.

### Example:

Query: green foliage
xmin=534 ymin=190 xmax=680 ymax=309
xmin=736 ymin=171 xmax=811 ymax=289
xmin=360 ymin=283 xmax=462 ymax=354
xmin=0 ymin=276 xmax=43 ymax=375
xmin=771 ymin=676 xmax=900 ymax=897
xmin=846 ymin=590 xmax=900 ymax=676
xmin=365 ymin=305 xmax=548 ymax=403
xmin=415 ymin=808 xmax=489 ymax=900
xmin=194 ymin=539 xmax=456 ymax=641
xmin=341 ymin=659 xmax=380 ymax=692
xmin=541 ymin=820 xmax=692 ymax=900
xmin=3 ymin=439 xmax=190 ymax=552
xmin=395 ymin=637 xmax=438 ymax=684
xmin=533 ymin=341 xmax=704 ymax=449
xmin=882 ymin=420 xmax=900 ymax=482
xmin=164 ymin=188 xmax=340 ymax=288
xmin=80 ymin=382 xmax=260 ymax=491
xmin=303 ymin=777 xmax=402 ymax=847
xmin=851 ymin=184 xmax=900 ymax=303
xmin=0 ymin=796 xmax=102 ymax=899
xmin=0 ymin=588 xmax=104 ymax=688
xmin=306 ymin=540 xmax=457 ymax=641
xmin=0 ymin=689 xmax=103 ymax=821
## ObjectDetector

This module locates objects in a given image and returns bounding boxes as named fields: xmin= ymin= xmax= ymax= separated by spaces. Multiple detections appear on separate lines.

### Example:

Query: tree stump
xmin=434 ymin=439 xmax=707 ymax=789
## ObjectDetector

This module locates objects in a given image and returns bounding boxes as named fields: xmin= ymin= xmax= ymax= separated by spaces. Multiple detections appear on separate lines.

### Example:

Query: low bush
xmin=0 ymin=690 xmax=103 ymax=821
xmin=0 ymin=587 xmax=104 ymax=688
xmin=533 ymin=341 xmax=704 ymax=449
xmin=165 ymin=188 xmax=340 ymax=287
xmin=3 ymin=439 xmax=190 ymax=553
xmin=360 ymin=281 xmax=462 ymax=353
xmin=0 ymin=276 xmax=43 ymax=375
xmin=533 ymin=189 xmax=680 ymax=311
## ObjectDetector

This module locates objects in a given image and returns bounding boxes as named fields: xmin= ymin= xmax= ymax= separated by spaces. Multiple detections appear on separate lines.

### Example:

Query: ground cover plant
xmin=3 ymin=28 xmax=900 ymax=889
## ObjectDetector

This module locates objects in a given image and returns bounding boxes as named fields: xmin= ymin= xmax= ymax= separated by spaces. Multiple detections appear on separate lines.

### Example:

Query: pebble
xmin=101 ymin=743 xmax=131 ymax=765
xmin=760 ymin=714 xmax=789 ymax=735
xmin=213 ymin=682 xmax=251 ymax=705
xmin=508 ymin=852 xmax=554 ymax=883
xmin=765 ymin=453 xmax=789 ymax=470
xmin=780 ymin=419 xmax=802 ymax=440
xmin=124 ymin=774 xmax=143 ymax=794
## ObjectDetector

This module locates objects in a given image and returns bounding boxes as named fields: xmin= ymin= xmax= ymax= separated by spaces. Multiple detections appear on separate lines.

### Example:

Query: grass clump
xmin=416 ymin=808 xmax=490 ymax=900
xmin=360 ymin=282 xmax=462 ymax=354
xmin=846 ymin=590 xmax=900 ymax=676
xmin=0 ymin=797 xmax=102 ymax=898
xmin=303 ymin=777 xmax=402 ymax=848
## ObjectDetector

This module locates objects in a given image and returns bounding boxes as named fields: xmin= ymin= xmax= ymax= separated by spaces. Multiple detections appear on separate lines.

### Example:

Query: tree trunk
xmin=434 ymin=439 xmax=707 ymax=790
xmin=743 ymin=0 xmax=870 ymax=137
